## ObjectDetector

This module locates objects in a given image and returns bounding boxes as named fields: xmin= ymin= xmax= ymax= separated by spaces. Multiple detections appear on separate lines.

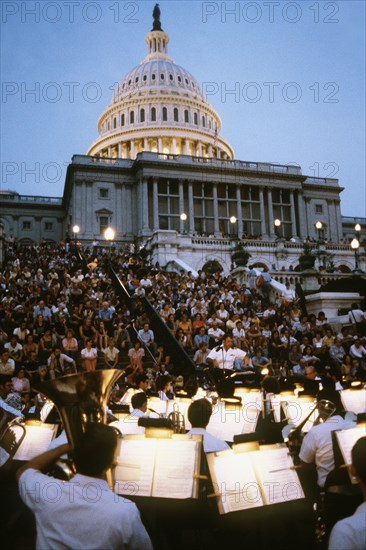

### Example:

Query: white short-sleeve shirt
xmin=19 ymin=469 xmax=153 ymax=550
xmin=207 ymin=346 xmax=246 ymax=370
xmin=299 ymin=415 xmax=356 ymax=487
xmin=328 ymin=502 xmax=366 ymax=550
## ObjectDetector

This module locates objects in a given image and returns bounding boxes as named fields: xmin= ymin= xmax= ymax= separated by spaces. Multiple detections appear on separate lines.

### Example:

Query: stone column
xmin=107 ymin=146 xmax=112 ymax=158
xmin=143 ymin=138 xmax=148 ymax=151
xmin=80 ymin=181 xmax=87 ymax=235
xmin=289 ymin=190 xmax=297 ymax=238
xmin=117 ymin=143 xmax=122 ymax=158
xmin=267 ymin=188 xmax=275 ymax=239
xmin=86 ymin=183 xmax=93 ymax=237
xmin=179 ymin=180 xmax=185 ymax=233
xmin=152 ymin=177 xmax=159 ymax=231
xmin=188 ymin=181 xmax=195 ymax=234
xmin=171 ymin=137 xmax=177 ymax=155
xmin=197 ymin=142 xmax=202 ymax=157
xmin=236 ymin=184 xmax=243 ymax=237
xmin=130 ymin=140 xmax=135 ymax=159
xmin=296 ymin=192 xmax=306 ymax=240
xmin=121 ymin=184 xmax=127 ymax=235
xmin=335 ymin=200 xmax=343 ymax=243
xmin=304 ymin=198 xmax=313 ymax=239
xmin=141 ymin=177 xmax=149 ymax=232
xmin=259 ymin=187 xmax=268 ymax=238
xmin=185 ymin=140 xmax=190 ymax=155
xmin=213 ymin=183 xmax=220 ymax=236
xmin=158 ymin=137 xmax=163 ymax=153
xmin=208 ymin=144 xmax=213 ymax=157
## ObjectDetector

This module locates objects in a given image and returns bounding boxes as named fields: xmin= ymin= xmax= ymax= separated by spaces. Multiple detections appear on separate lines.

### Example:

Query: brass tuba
xmin=32 ymin=369 xmax=122 ymax=482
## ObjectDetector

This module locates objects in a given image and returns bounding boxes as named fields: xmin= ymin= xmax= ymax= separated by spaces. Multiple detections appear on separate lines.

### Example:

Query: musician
xmin=135 ymin=373 xmax=149 ymax=394
xmin=328 ymin=437 xmax=366 ymax=550
xmin=299 ymin=389 xmax=356 ymax=488
xmin=207 ymin=334 xmax=247 ymax=371
xmin=187 ymin=398 xmax=230 ymax=453
xmin=131 ymin=392 xmax=149 ymax=418
xmin=17 ymin=423 xmax=152 ymax=550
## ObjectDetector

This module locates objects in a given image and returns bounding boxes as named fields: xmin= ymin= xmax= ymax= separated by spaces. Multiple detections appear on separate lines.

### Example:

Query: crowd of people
xmin=0 ymin=240 xmax=366 ymax=417
xmin=1 ymin=239 xmax=366 ymax=549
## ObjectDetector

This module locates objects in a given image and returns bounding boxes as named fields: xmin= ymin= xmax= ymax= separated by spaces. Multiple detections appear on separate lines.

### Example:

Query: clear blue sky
xmin=1 ymin=0 xmax=365 ymax=217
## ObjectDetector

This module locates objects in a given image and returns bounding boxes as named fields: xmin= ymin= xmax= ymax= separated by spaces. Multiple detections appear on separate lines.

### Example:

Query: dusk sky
xmin=1 ymin=0 xmax=365 ymax=217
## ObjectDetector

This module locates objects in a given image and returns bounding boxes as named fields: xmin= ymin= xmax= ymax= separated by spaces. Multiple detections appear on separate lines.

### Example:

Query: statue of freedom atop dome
xmin=152 ymin=4 xmax=162 ymax=31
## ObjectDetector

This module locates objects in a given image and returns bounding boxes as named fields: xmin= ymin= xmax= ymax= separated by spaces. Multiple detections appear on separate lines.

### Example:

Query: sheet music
xmin=251 ymin=447 xmax=305 ymax=505
xmin=114 ymin=439 xmax=157 ymax=497
xmin=340 ymin=390 xmax=366 ymax=415
xmin=207 ymin=402 xmax=257 ymax=442
xmin=212 ymin=451 xmax=264 ymax=513
xmin=282 ymin=399 xmax=317 ymax=433
xmin=147 ymin=398 xmax=168 ymax=416
xmin=111 ymin=416 xmax=145 ymax=435
xmin=152 ymin=439 xmax=197 ymax=499
xmin=13 ymin=424 xmax=56 ymax=461
xmin=118 ymin=388 xmax=137 ymax=405
xmin=336 ymin=425 xmax=366 ymax=466
xmin=270 ymin=395 xmax=282 ymax=423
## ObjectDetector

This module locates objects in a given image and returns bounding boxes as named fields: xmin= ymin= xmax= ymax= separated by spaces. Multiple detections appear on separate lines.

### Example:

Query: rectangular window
xmin=315 ymin=204 xmax=323 ymax=214
xmin=99 ymin=188 xmax=109 ymax=199
xmin=99 ymin=216 xmax=109 ymax=235
xmin=22 ymin=221 xmax=31 ymax=230
xmin=44 ymin=222 xmax=53 ymax=231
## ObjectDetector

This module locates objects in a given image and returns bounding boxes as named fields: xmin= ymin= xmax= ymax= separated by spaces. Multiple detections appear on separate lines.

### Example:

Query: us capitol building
xmin=1 ymin=6 xmax=364 ymax=276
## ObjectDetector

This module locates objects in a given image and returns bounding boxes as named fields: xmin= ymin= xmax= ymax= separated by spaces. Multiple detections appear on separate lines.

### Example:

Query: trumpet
xmin=168 ymin=402 xmax=186 ymax=434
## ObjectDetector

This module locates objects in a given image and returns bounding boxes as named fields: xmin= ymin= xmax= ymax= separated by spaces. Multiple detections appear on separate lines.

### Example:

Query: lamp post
xmin=351 ymin=237 xmax=362 ymax=273
xmin=180 ymin=212 xmax=187 ymax=234
xmin=229 ymin=215 xmax=237 ymax=239
xmin=72 ymin=224 xmax=80 ymax=241
xmin=274 ymin=218 xmax=282 ymax=240
xmin=315 ymin=221 xmax=324 ymax=270
xmin=104 ymin=227 xmax=115 ymax=269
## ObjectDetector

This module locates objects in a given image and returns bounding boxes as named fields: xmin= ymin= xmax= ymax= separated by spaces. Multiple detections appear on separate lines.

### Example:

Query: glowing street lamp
xmin=351 ymin=237 xmax=361 ymax=272
xmin=72 ymin=224 xmax=80 ymax=240
xmin=229 ymin=215 xmax=237 ymax=240
xmin=180 ymin=212 xmax=187 ymax=234
xmin=274 ymin=218 xmax=282 ymax=240
xmin=104 ymin=227 xmax=115 ymax=268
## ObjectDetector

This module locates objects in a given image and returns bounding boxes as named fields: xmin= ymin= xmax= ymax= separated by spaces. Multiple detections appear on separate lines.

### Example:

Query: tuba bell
xmin=32 ymin=369 xmax=122 ymax=482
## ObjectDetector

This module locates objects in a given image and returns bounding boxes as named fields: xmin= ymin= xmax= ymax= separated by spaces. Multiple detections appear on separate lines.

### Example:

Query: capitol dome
xmin=87 ymin=7 xmax=234 ymax=160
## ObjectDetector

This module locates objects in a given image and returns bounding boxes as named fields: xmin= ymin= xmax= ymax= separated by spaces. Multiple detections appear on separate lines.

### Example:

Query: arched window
xmin=121 ymin=114 xmax=125 ymax=126
xmin=113 ymin=118 xmax=117 ymax=129
xmin=140 ymin=109 xmax=145 ymax=123
xmin=162 ymin=107 xmax=168 ymax=121
xmin=151 ymin=107 xmax=156 ymax=122
xmin=173 ymin=108 xmax=179 ymax=122
xmin=130 ymin=111 xmax=134 ymax=124
xmin=194 ymin=112 xmax=198 ymax=125
xmin=202 ymin=116 xmax=206 ymax=127
xmin=184 ymin=110 xmax=189 ymax=123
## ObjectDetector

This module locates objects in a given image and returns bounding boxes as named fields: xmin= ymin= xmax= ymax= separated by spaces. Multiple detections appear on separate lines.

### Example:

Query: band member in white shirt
xmin=187 ymin=398 xmax=230 ymax=453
